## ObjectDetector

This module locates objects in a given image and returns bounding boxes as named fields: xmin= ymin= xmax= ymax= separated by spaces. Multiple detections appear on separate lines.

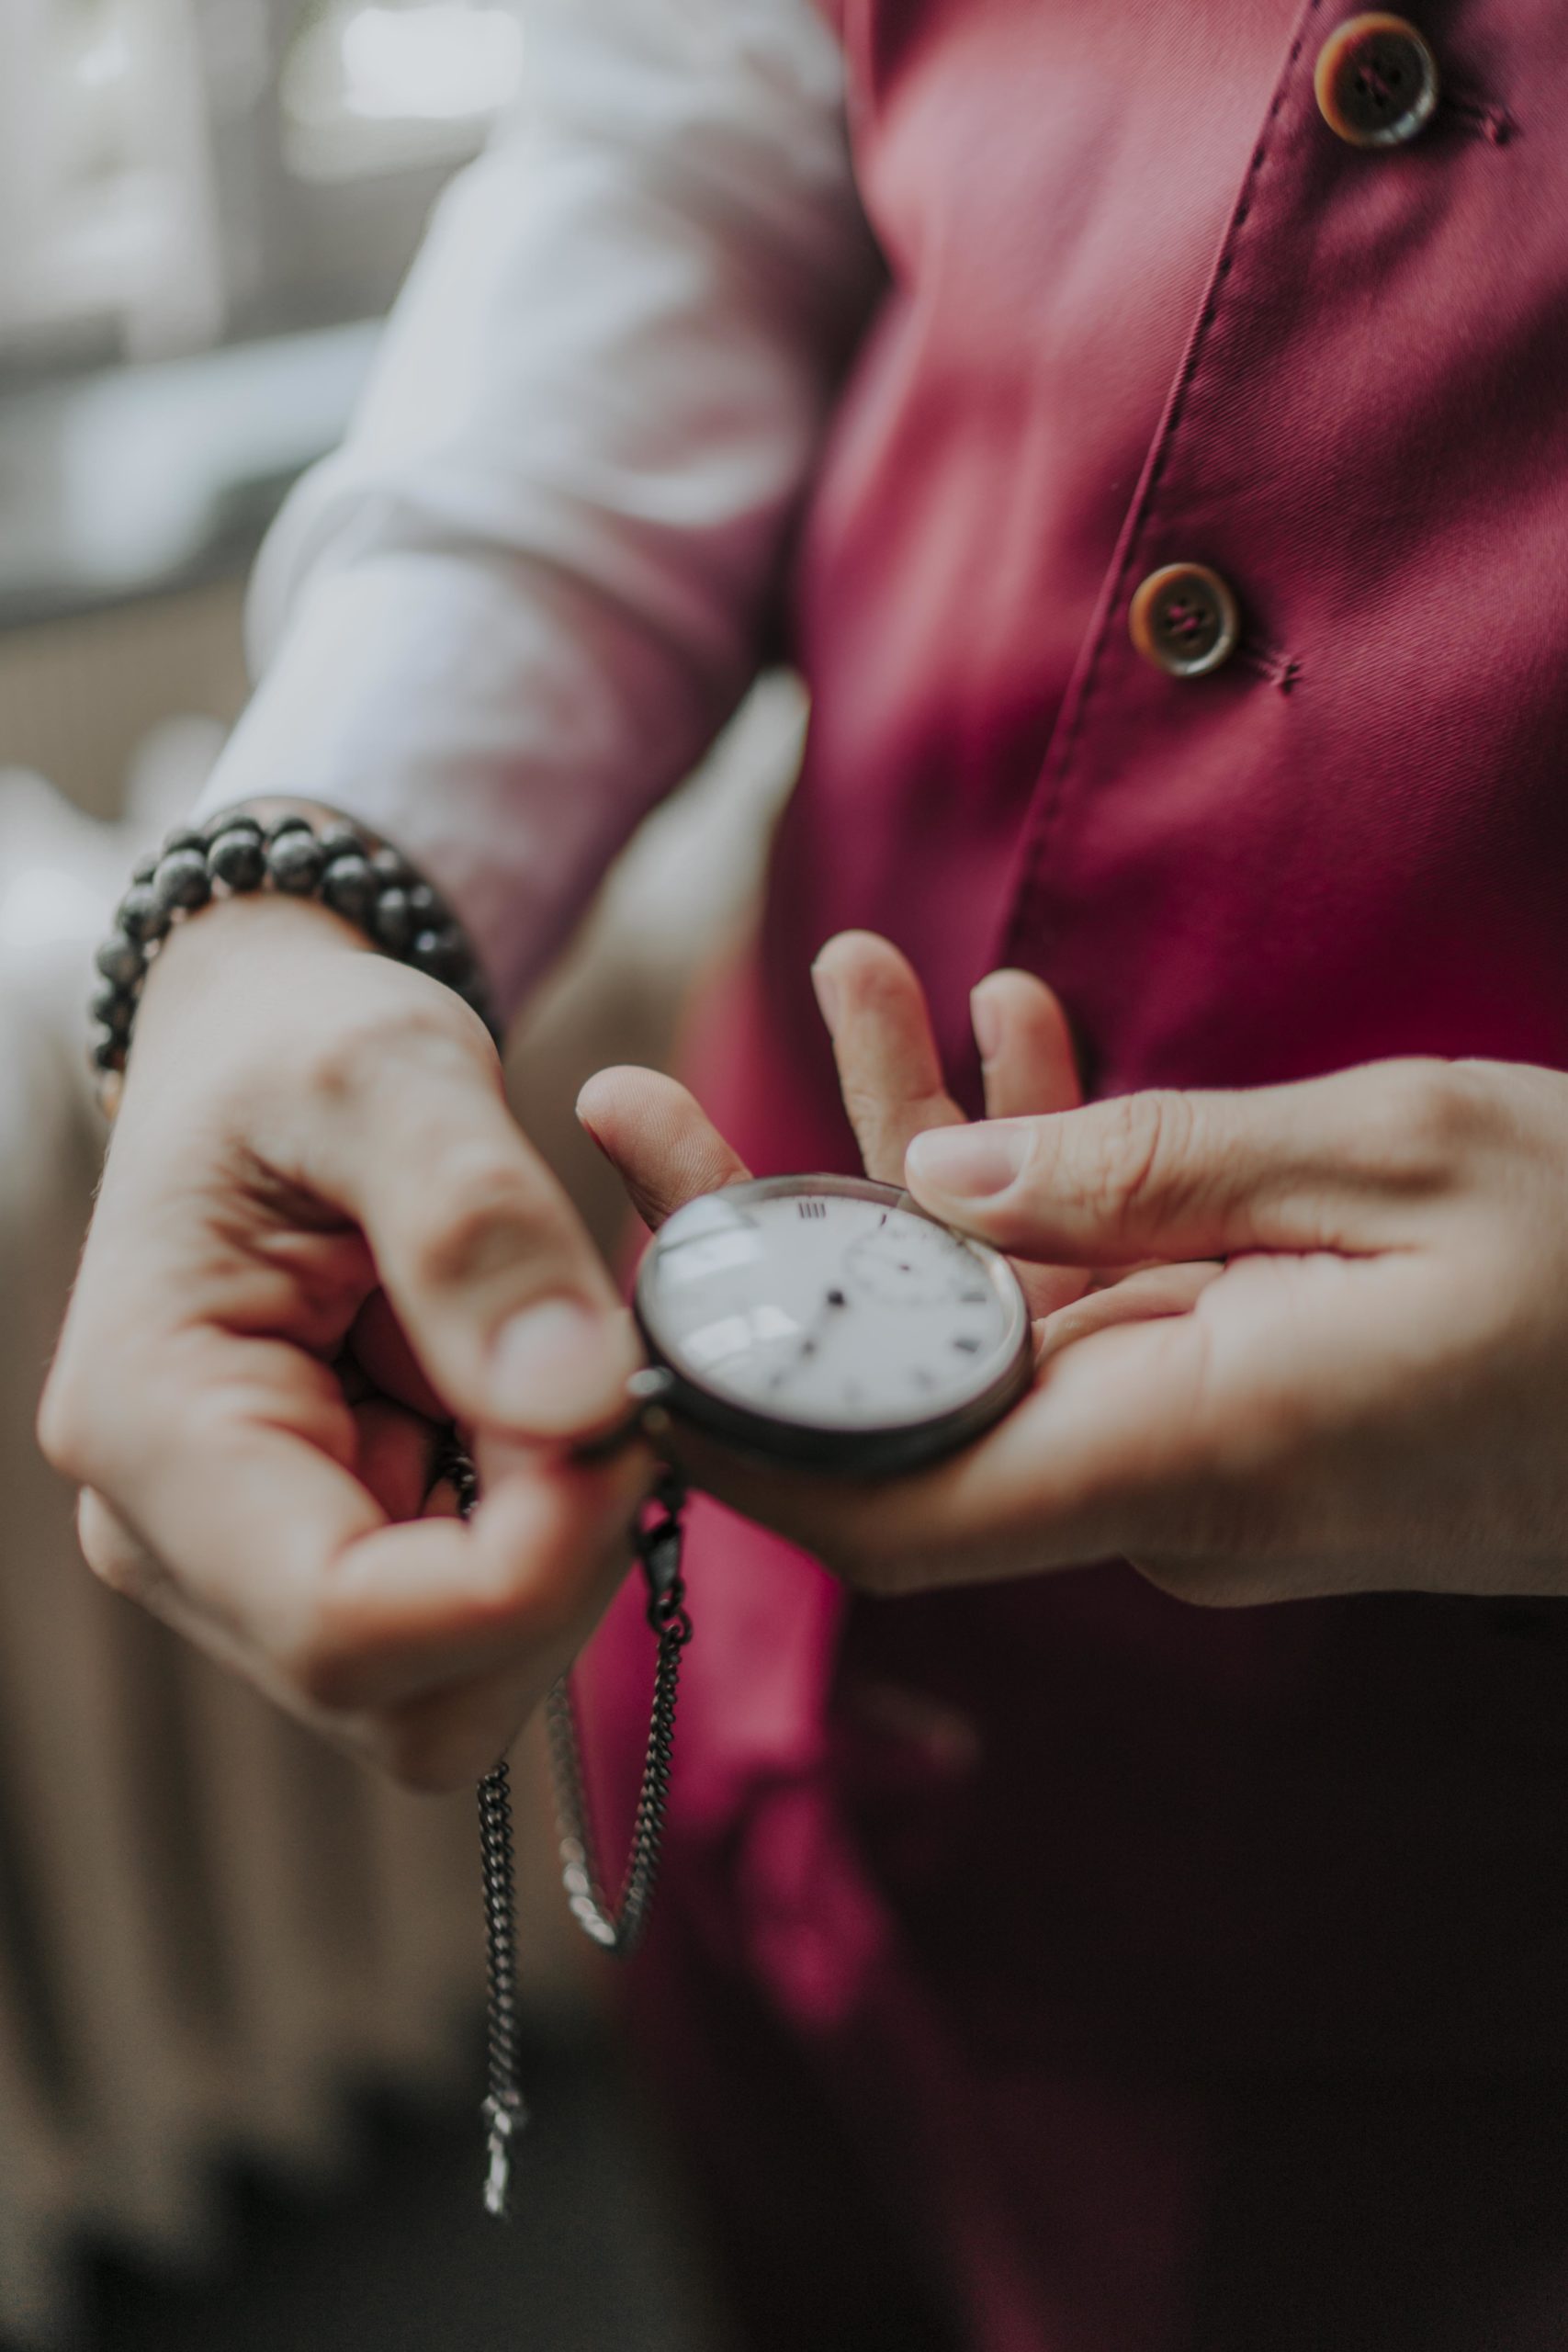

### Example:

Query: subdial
xmin=844 ymin=1220 xmax=968 ymax=1309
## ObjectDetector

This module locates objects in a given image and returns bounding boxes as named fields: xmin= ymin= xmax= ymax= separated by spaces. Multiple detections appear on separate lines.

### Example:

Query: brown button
xmin=1128 ymin=563 xmax=1240 ymax=679
xmin=1314 ymin=14 xmax=1439 ymax=148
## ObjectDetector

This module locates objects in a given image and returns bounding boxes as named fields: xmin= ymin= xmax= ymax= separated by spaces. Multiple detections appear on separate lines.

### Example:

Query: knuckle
xmin=401 ymin=1159 xmax=558 ymax=1295
xmin=838 ymin=1081 xmax=889 ymax=1144
xmin=1400 ymin=1059 xmax=1494 ymax=1166
xmin=298 ymin=1009 xmax=406 ymax=1107
xmin=1068 ymin=1090 xmax=1197 ymax=1224
xmin=299 ymin=991 xmax=482 ymax=1109
xmin=1341 ymin=1060 xmax=1492 ymax=1193
xmin=1117 ymin=1090 xmax=1196 ymax=1211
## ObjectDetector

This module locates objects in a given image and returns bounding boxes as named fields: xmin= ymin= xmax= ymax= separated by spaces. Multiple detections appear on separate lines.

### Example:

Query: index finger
xmin=280 ymin=1014 xmax=637 ymax=1441
xmin=811 ymin=932 xmax=966 ymax=1183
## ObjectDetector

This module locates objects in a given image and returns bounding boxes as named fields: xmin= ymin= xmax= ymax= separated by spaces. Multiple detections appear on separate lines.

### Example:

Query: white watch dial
xmin=637 ymin=1179 xmax=1029 ymax=1434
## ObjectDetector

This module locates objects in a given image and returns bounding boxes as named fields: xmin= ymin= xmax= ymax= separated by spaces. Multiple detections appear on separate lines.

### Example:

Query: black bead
xmin=208 ymin=827 xmax=267 ymax=891
xmin=162 ymin=825 xmax=209 ymax=856
xmin=95 ymin=930 xmax=146 ymax=987
xmin=92 ymin=1034 xmax=128 ymax=1072
xmin=370 ymin=844 xmax=411 ymax=888
xmin=265 ymin=813 xmax=313 ymax=844
xmin=131 ymin=850 xmax=159 ymax=887
xmin=406 ymin=881 xmax=438 ymax=924
xmin=89 ymin=981 xmax=134 ymax=1035
xmin=153 ymin=846 xmax=212 ymax=913
xmin=321 ymin=852 xmax=378 ymax=925
xmin=119 ymin=884 xmax=170 ymax=944
xmin=371 ymin=887 xmax=416 ymax=954
xmin=411 ymin=923 xmax=470 ymax=986
xmin=317 ymin=820 xmax=364 ymax=861
xmin=267 ymin=829 xmax=325 ymax=894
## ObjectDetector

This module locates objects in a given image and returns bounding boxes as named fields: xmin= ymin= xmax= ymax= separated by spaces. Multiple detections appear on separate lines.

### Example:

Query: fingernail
xmin=906 ymin=1122 xmax=1028 ymax=1199
xmin=810 ymin=960 xmax=840 ymax=1031
xmin=490 ymin=1298 xmax=630 ymax=1436
xmin=970 ymin=984 xmax=1001 ymax=1064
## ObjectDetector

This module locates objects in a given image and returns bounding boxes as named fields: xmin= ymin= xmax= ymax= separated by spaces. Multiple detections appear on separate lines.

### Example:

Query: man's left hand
xmin=580 ymin=932 xmax=1568 ymax=1608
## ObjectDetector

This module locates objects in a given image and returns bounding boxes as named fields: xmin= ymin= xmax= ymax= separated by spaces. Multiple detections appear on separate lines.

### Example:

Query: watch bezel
xmin=632 ymin=1173 xmax=1034 ymax=1477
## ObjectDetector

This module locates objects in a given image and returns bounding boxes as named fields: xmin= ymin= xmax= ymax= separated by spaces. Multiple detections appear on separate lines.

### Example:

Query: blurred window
xmin=0 ymin=0 xmax=226 ymax=363
xmin=0 ymin=0 xmax=523 ymax=375
xmin=281 ymin=0 xmax=523 ymax=182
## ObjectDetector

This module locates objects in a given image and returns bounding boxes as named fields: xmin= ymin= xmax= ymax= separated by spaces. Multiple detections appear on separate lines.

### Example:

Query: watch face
xmin=633 ymin=1175 xmax=1032 ymax=1474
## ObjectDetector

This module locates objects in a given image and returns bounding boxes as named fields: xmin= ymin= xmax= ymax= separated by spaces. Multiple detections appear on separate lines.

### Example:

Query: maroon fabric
xmin=580 ymin=3 xmax=1568 ymax=2341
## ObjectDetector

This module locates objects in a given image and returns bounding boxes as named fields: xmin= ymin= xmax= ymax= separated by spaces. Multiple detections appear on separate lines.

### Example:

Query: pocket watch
xmin=469 ymin=1175 xmax=1033 ymax=2218
xmin=631 ymin=1172 xmax=1034 ymax=1475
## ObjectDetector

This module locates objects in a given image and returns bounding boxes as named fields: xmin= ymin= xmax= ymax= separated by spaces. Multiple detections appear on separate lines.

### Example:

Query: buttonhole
xmin=1236 ymin=638 xmax=1302 ymax=695
xmin=1440 ymin=91 xmax=1515 ymax=145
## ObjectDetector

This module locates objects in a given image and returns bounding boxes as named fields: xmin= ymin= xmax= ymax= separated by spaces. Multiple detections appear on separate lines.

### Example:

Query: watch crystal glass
xmin=635 ymin=1176 xmax=1032 ymax=1458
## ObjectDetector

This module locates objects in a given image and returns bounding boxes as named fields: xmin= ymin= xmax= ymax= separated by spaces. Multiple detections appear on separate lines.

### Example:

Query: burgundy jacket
xmin=582 ymin=4 xmax=1568 ymax=2341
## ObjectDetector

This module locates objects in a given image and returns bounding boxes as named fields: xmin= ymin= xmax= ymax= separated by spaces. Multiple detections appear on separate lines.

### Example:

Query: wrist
xmin=135 ymin=885 xmax=370 ymax=1031
xmin=92 ymin=808 xmax=494 ymax=1117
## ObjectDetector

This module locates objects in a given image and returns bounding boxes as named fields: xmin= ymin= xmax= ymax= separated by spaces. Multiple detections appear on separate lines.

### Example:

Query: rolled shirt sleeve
xmin=192 ymin=0 xmax=874 ymax=1019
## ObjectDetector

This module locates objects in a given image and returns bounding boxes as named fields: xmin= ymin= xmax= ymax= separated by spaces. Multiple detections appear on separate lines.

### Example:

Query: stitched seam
xmin=1034 ymin=0 xmax=1323 ymax=819
xmin=1443 ymin=95 xmax=1516 ymax=144
xmin=1005 ymin=0 xmax=1326 ymax=941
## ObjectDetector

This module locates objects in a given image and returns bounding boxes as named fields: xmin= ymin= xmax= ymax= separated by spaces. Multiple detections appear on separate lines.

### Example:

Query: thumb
xmin=903 ymin=1067 xmax=1416 ymax=1266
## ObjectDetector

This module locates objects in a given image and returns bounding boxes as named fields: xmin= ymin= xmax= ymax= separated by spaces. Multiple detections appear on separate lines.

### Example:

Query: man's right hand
xmin=38 ymin=874 xmax=648 ymax=1792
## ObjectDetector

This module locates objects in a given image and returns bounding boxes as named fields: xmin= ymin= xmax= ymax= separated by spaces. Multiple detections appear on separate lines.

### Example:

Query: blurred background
xmin=0 ymin=3 xmax=804 ymax=2341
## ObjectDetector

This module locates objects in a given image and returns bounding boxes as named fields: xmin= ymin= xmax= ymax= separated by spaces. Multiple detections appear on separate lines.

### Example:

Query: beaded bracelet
xmin=90 ymin=811 xmax=496 ymax=1112
xmin=88 ymin=806 xmax=685 ymax=2222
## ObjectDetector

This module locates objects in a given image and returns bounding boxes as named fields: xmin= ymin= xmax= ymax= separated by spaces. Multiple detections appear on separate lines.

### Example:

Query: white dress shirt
xmin=193 ymin=0 xmax=874 ymax=1019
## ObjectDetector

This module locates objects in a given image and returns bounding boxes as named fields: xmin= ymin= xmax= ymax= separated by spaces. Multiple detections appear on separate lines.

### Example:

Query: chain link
xmin=544 ymin=1468 xmax=692 ymax=1958
xmin=475 ymin=1758 xmax=527 ymax=2215
xmin=440 ymin=1439 xmax=690 ymax=2220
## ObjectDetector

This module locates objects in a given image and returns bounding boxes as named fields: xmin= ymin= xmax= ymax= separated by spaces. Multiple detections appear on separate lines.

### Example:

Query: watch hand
xmin=768 ymin=1287 xmax=849 ymax=1392
xmin=804 ymin=1285 xmax=850 ymax=1351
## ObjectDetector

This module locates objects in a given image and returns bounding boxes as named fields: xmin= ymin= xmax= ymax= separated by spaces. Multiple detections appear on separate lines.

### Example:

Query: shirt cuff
xmin=191 ymin=548 xmax=719 ymax=1023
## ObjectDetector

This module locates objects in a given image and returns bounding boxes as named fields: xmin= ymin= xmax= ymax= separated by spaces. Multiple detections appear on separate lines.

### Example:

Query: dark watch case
xmin=631 ymin=1174 xmax=1034 ymax=1478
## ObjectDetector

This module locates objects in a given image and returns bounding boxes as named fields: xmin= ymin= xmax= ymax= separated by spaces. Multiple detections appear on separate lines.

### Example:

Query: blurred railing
xmin=0 ymin=592 xmax=804 ymax=2339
